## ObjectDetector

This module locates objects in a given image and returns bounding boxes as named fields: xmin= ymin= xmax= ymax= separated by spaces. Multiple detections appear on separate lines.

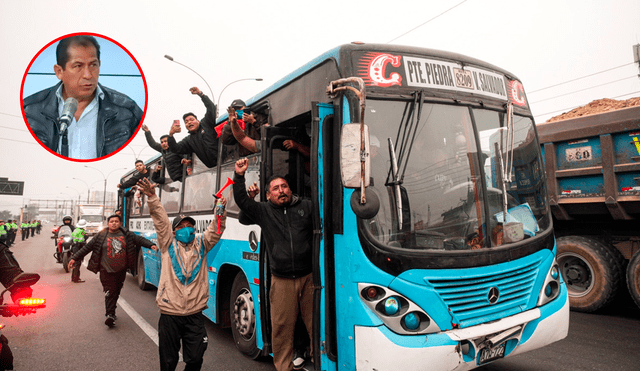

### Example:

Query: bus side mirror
xmin=340 ymin=123 xmax=371 ymax=188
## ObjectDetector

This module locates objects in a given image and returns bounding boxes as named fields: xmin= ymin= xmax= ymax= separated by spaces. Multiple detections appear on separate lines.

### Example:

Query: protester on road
xmin=68 ymin=214 xmax=156 ymax=327
xmin=137 ymin=176 xmax=226 ymax=371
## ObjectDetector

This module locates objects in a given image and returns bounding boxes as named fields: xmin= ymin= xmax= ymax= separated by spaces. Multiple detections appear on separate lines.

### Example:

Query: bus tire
xmin=230 ymin=273 xmax=260 ymax=359
xmin=626 ymin=249 xmax=640 ymax=310
xmin=137 ymin=249 xmax=152 ymax=291
xmin=557 ymin=236 xmax=621 ymax=312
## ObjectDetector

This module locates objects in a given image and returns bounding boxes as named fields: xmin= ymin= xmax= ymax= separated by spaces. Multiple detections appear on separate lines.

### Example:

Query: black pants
xmin=71 ymin=243 xmax=84 ymax=282
xmin=21 ymin=229 xmax=27 ymax=241
xmin=30 ymin=228 xmax=34 ymax=237
xmin=99 ymin=269 xmax=127 ymax=317
xmin=158 ymin=312 xmax=208 ymax=371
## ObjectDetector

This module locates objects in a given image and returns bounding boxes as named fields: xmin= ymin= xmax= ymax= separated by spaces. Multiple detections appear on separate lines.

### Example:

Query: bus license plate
xmin=478 ymin=342 xmax=506 ymax=365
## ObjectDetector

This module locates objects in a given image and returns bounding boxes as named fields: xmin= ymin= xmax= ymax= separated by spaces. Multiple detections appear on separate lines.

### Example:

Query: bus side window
xmin=221 ymin=155 xmax=261 ymax=216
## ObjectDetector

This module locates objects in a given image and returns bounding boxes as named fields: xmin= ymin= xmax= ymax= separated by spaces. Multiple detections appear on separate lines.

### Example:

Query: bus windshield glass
xmin=363 ymin=99 xmax=550 ymax=251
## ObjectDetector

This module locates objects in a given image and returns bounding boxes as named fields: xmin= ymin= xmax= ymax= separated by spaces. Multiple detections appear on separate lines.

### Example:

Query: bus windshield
xmin=363 ymin=98 xmax=550 ymax=251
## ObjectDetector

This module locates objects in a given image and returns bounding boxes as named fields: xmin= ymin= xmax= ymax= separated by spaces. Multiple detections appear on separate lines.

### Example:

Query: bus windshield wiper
xmin=497 ymin=103 xmax=515 ymax=219
xmin=385 ymin=90 xmax=425 ymax=228
xmin=387 ymin=138 xmax=403 ymax=225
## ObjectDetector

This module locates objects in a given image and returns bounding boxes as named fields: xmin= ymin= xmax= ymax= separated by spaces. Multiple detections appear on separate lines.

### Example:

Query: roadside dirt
xmin=544 ymin=96 xmax=640 ymax=123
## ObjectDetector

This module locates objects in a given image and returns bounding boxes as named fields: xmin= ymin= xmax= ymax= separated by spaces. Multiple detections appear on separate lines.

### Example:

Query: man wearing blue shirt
xmin=23 ymin=35 xmax=143 ymax=159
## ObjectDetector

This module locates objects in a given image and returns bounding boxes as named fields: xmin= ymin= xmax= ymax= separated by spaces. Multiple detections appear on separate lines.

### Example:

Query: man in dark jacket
xmin=68 ymin=214 xmax=156 ymax=327
xmin=167 ymin=87 xmax=218 ymax=168
xmin=233 ymin=157 xmax=314 ymax=371
xmin=141 ymin=124 xmax=186 ymax=182
xmin=117 ymin=160 xmax=150 ymax=190
xmin=22 ymin=35 xmax=143 ymax=159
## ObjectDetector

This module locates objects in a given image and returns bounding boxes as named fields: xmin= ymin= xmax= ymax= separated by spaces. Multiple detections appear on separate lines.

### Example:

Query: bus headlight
xmin=383 ymin=296 xmax=400 ymax=316
xmin=359 ymin=283 xmax=440 ymax=335
xmin=537 ymin=260 xmax=561 ymax=306
xmin=403 ymin=312 xmax=420 ymax=330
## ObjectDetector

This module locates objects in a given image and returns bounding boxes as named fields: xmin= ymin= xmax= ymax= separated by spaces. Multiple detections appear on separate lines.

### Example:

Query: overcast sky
xmin=1 ymin=0 xmax=639 ymax=216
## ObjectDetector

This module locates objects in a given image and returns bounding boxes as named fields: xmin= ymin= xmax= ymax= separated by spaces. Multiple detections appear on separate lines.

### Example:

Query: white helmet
xmin=76 ymin=219 xmax=87 ymax=228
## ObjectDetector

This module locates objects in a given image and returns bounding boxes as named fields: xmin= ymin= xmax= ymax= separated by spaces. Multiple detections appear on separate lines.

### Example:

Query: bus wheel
xmin=557 ymin=236 xmax=621 ymax=312
xmin=137 ymin=249 xmax=152 ymax=290
xmin=230 ymin=273 xmax=260 ymax=359
xmin=626 ymin=249 xmax=640 ymax=310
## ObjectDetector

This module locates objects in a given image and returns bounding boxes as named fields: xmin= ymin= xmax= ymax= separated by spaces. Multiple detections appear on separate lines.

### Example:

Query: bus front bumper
xmin=354 ymin=287 xmax=569 ymax=371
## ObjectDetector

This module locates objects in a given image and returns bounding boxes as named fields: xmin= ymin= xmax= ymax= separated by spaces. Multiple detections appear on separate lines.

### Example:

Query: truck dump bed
xmin=537 ymin=105 xmax=640 ymax=222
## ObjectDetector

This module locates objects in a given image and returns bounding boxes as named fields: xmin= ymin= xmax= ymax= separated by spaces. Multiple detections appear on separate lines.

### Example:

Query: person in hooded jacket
xmin=233 ymin=157 xmax=314 ymax=371
xmin=137 ymin=177 xmax=226 ymax=371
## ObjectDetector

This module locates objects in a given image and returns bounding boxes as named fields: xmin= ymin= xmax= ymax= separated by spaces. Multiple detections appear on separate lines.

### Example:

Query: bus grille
xmin=427 ymin=258 xmax=542 ymax=328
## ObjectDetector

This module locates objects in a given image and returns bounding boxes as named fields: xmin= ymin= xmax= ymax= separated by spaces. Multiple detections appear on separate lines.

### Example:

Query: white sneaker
xmin=292 ymin=350 xmax=305 ymax=370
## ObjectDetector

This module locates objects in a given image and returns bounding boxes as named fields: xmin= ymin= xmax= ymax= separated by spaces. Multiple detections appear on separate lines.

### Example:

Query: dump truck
xmin=537 ymin=104 xmax=640 ymax=312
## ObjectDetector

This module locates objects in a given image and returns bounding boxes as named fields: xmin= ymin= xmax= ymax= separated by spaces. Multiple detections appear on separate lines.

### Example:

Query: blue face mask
xmin=175 ymin=227 xmax=195 ymax=244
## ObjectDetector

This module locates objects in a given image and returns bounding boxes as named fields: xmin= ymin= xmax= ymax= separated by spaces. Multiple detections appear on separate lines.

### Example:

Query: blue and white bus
xmin=120 ymin=43 xmax=568 ymax=370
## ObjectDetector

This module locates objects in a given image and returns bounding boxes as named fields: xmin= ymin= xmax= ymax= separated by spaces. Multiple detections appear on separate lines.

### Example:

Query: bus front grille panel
xmin=427 ymin=259 xmax=542 ymax=328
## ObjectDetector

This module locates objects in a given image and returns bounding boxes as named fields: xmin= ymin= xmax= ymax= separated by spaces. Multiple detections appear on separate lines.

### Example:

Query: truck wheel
xmin=557 ymin=236 xmax=621 ymax=312
xmin=627 ymin=249 xmax=640 ymax=310
xmin=230 ymin=273 xmax=260 ymax=359
xmin=137 ymin=249 xmax=152 ymax=290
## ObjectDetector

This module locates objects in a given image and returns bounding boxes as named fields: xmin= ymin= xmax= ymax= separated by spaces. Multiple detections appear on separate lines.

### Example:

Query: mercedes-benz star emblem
xmin=488 ymin=287 xmax=500 ymax=304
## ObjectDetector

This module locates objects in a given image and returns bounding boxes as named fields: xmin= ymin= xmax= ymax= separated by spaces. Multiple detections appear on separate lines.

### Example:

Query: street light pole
xmin=216 ymin=78 xmax=263 ymax=114
xmin=72 ymin=177 xmax=90 ymax=202
xmin=164 ymin=55 xmax=215 ymax=100
xmin=84 ymin=166 xmax=127 ymax=220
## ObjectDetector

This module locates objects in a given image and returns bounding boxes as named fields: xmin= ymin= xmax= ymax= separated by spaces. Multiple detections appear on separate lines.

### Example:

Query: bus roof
xmin=218 ymin=42 xmax=523 ymax=123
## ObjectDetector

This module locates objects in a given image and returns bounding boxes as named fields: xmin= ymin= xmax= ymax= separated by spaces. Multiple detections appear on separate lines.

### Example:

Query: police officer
xmin=6 ymin=220 xmax=16 ymax=246
xmin=0 ymin=221 xmax=7 ymax=245
xmin=70 ymin=219 xmax=87 ymax=283
xmin=20 ymin=220 xmax=29 ymax=241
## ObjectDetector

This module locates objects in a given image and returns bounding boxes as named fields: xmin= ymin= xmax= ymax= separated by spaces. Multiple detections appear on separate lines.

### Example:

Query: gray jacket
xmin=23 ymin=82 xmax=143 ymax=158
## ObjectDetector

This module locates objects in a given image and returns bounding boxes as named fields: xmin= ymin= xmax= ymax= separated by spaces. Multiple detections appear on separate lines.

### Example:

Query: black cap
xmin=230 ymin=99 xmax=246 ymax=109
xmin=172 ymin=215 xmax=196 ymax=230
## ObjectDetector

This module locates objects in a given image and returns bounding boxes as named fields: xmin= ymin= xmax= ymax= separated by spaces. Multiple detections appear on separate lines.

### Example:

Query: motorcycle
xmin=54 ymin=226 xmax=73 ymax=273
xmin=0 ymin=273 xmax=46 ymax=371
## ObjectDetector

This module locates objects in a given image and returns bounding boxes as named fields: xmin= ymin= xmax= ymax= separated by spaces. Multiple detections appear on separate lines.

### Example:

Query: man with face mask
xmin=68 ymin=214 xmax=156 ymax=327
xmin=137 ymin=177 xmax=226 ymax=371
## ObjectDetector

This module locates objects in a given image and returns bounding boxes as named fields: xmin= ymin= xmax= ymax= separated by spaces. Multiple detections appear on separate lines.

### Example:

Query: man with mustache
xmin=166 ymin=87 xmax=219 ymax=168
xmin=23 ymin=35 xmax=143 ymax=159
xmin=233 ymin=157 xmax=314 ymax=371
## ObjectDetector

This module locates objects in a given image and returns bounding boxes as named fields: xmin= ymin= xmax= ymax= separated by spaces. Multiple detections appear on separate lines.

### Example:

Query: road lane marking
xmin=80 ymin=261 xmax=182 ymax=360
xmin=118 ymin=298 xmax=159 ymax=346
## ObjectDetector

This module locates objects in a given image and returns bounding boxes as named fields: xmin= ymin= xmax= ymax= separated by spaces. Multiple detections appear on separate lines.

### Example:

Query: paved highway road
xmin=4 ymin=224 xmax=640 ymax=370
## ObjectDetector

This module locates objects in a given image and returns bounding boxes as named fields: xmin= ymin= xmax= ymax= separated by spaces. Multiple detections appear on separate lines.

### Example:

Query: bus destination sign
xmin=356 ymin=52 xmax=511 ymax=102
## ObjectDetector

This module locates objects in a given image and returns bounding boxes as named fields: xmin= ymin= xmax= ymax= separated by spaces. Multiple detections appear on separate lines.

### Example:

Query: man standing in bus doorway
xmin=166 ymin=87 xmax=219 ymax=169
xmin=68 ymin=214 xmax=156 ymax=327
xmin=233 ymin=157 xmax=314 ymax=371
xmin=137 ymin=177 xmax=227 ymax=371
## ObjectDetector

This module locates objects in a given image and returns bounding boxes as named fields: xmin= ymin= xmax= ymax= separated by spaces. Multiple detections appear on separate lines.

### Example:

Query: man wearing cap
xmin=137 ymin=177 xmax=226 ymax=371
xmin=68 ymin=214 xmax=156 ymax=327
xmin=167 ymin=87 xmax=219 ymax=168
xmin=218 ymin=100 xmax=267 ymax=156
